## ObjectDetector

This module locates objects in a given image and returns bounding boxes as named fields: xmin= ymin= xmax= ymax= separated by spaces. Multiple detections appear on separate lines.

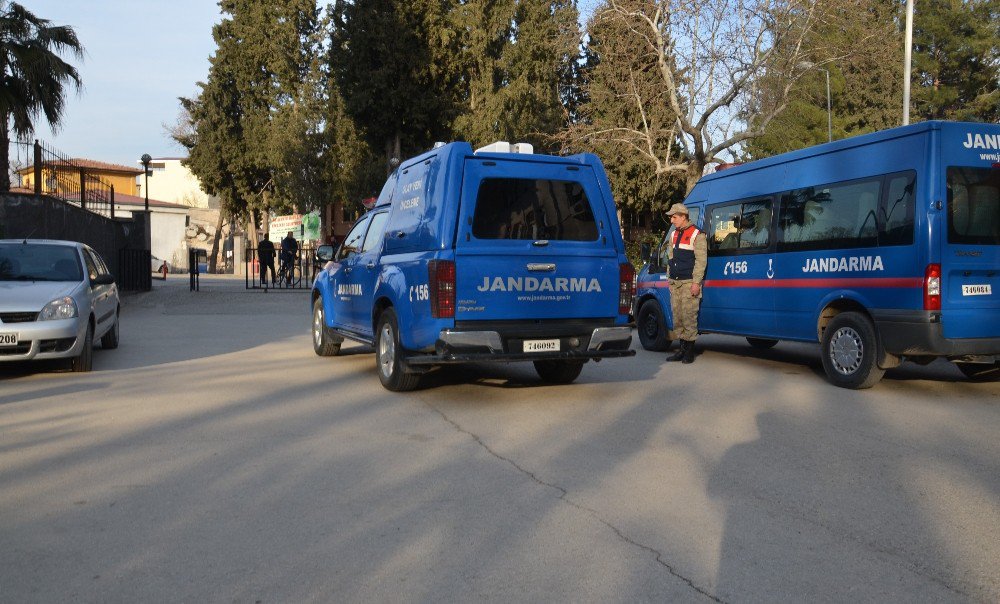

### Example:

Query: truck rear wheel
xmin=955 ymin=361 xmax=1000 ymax=382
xmin=821 ymin=312 xmax=885 ymax=389
xmin=533 ymin=360 xmax=584 ymax=384
xmin=637 ymin=300 xmax=671 ymax=351
xmin=376 ymin=308 xmax=420 ymax=392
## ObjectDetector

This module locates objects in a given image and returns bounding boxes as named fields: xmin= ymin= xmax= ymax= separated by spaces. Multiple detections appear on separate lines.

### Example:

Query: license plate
xmin=0 ymin=333 xmax=17 ymax=347
xmin=962 ymin=284 xmax=992 ymax=296
xmin=524 ymin=339 xmax=560 ymax=352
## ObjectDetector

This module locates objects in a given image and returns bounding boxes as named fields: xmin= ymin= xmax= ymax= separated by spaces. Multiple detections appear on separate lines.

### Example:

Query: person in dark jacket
xmin=665 ymin=203 xmax=707 ymax=364
xmin=258 ymin=235 xmax=276 ymax=286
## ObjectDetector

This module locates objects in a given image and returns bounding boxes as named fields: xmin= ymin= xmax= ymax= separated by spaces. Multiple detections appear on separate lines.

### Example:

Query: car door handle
xmin=527 ymin=263 xmax=556 ymax=272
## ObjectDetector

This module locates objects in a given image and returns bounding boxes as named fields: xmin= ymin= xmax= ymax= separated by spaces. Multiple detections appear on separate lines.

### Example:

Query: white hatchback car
xmin=0 ymin=239 xmax=120 ymax=372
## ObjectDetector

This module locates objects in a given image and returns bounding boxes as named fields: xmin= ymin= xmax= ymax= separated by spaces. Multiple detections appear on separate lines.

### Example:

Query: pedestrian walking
xmin=258 ymin=235 xmax=276 ymax=286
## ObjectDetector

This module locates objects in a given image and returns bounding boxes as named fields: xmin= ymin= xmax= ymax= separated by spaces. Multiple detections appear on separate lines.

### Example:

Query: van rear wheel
xmin=637 ymin=300 xmax=671 ymax=351
xmin=376 ymin=308 xmax=420 ymax=392
xmin=821 ymin=312 xmax=885 ymax=389
xmin=955 ymin=361 xmax=1000 ymax=382
xmin=533 ymin=360 xmax=584 ymax=384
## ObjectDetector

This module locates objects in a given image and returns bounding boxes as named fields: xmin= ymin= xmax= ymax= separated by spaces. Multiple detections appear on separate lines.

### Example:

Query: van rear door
xmin=454 ymin=158 xmax=620 ymax=321
xmin=941 ymin=161 xmax=1000 ymax=339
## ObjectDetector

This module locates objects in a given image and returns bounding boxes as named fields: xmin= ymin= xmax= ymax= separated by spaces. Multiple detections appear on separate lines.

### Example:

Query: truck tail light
xmin=619 ymin=263 xmax=635 ymax=315
xmin=429 ymin=260 xmax=455 ymax=318
xmin=923 ymin=263 xmax=941 ymax=310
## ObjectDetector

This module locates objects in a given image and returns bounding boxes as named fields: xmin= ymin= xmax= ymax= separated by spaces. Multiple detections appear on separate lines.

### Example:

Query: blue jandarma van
xmin=312 ymin=141 xmax=635 ymax=391
xmin=635 ymin=121 xmax=1000 ymax=388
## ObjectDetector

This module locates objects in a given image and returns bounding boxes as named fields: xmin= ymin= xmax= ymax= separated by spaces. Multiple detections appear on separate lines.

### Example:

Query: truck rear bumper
xmin=407 ymin=326 xmax=635 ymax=365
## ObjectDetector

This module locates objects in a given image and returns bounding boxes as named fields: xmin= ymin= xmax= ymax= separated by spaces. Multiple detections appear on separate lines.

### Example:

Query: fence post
xmin=33 ymin=140 xmax=41 ymax=195
xmin=110 ymin=185 xmax=115 ymax=219
xmin=79 ymin=169 xmax=86 ymax=210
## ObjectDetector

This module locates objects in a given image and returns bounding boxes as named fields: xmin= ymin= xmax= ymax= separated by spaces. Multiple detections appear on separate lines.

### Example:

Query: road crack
xmin=425 ymin=401 xmax=724 ymax=603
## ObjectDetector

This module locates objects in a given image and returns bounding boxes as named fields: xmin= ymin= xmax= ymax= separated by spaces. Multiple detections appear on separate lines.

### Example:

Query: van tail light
xmin=923 ymin=263 xmax=941 ymax=310
xmin=429 ymin=259 xmax=455 ymax=318
xmin=619 ymin=263 xmax=635 ymax=315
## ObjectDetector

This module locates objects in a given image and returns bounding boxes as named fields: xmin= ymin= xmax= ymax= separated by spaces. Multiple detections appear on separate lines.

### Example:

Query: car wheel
xmin=375 ymin=308 xmax=420 ymax=392
xmin=637 ymin=300 xmax=671 ymax=351
xmin=746 ymin=337 xmax=778 ymax=350
xmin=955 ymin=361 xmax=1000 ymax=382
xmin=533 ymin=360 xmax=585 ymax=384
xmin=820 ymin=312 xmax=885 ymax=389
xmin=312 ymin=298 xmax=342 ymax=357
xmin=101 ymin=309 xmax=120 ymax=349
xmin=71 ymin=323 xmax=94 ymax=373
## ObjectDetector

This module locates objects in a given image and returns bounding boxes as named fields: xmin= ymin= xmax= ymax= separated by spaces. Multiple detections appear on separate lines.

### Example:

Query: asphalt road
xmin=1 ymin=275 xmax=997 ymax=603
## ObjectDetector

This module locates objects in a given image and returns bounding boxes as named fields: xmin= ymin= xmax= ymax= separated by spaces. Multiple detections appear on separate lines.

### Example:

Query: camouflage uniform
xmin=668 ymin=233 xmax=707 ymax=341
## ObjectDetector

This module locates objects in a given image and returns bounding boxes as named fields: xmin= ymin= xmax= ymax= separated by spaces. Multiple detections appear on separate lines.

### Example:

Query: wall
xmin=0 ymin=192 xmax=149 ymax=286
xmin=143 ymin=159 xmax=210 ymax=208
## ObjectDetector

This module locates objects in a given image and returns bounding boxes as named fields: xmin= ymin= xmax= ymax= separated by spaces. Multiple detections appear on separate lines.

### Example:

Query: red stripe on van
xmin=636 ymin=280 xmax=670 ymax=289
xmin=704 ymin=277 xmax=923 ymax=288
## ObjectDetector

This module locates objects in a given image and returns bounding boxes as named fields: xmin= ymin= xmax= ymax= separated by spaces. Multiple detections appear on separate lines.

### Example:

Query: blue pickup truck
xmin=311 ymin=141 xmax=636 ymax=391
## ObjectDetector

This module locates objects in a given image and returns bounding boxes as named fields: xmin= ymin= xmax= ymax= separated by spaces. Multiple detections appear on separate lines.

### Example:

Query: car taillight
xmin=619 ymin=263 xmax=635 ymax=315
xmin=429 ymin=259 xmax=455 ymax=318
xmin=924 ymin=263 xmax=941 ymax=310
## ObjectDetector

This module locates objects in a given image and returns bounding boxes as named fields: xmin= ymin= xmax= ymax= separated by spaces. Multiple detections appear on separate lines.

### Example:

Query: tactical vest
xmin=668 ymin=225 xmax=700 ymax=280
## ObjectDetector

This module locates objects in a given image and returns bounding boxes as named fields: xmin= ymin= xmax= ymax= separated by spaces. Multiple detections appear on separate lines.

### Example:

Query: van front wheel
xmin=375 ymin=308 xmax=420 ymax=392
xmin=821 ymin=312 xmax=885 ymax=389
xmin=312 ymin=298 xmax=341 ymax=357
xmin=637 ymin=300 xmax=671 ymax=351
xmin=534 ymin=360 xmax=584 ymax=384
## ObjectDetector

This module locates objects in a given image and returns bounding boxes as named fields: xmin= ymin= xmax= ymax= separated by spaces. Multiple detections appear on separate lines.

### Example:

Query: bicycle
xmin=276 ymin=256 xmax=302 ymax=288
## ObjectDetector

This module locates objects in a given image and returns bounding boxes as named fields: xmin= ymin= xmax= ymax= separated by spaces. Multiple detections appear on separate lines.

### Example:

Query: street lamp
xmin=798 ymin=62 xmax=832 ymax=143
xmin=140 ymin=153 xmax=151 ymax=212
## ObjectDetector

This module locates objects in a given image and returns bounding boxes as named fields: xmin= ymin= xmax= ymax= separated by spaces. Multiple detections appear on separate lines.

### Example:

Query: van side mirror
xmin=640 ymin=243 xmax=651 ymax=262
xmin=315 ymin=245 xmax=334 ymax=263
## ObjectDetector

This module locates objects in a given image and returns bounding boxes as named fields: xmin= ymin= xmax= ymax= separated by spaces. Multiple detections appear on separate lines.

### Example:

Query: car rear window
xmin=0 ymin=244 xmax=82 ymax=281
xmin=471 ymin=178 xmax=599 ymax=241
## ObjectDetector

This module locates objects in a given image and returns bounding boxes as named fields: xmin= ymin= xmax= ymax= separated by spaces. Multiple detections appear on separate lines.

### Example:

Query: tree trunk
xmin=208 ymin=210 xmax=224 ymax=273
xmin=685 ymin=160 xmax=705 ymax=195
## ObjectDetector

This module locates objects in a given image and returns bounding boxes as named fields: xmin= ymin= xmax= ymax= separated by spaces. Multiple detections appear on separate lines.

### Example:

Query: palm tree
xmin=0 ymin=2 xmax=83 ymax=191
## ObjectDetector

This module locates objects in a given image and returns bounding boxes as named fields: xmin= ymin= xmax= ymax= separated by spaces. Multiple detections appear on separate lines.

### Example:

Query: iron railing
xmin=6 ymin=139 xmax=117 ymax=218
xmin=245 ymin=246 xmax=318 ymax=290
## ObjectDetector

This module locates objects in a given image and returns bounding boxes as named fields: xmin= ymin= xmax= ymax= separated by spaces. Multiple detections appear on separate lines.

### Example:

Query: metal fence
xmin=245 ymin=246 xmax=318 ymax=290
xmin=7 ymin=139 xmax=117 ymax=218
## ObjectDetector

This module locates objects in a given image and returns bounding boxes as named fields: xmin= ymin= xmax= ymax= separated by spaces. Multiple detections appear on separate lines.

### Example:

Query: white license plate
xmin=0 ymin=333 xmax=17 ymax=347
xmin=524 ymin=339 xmax=560 ymax=352
xmin=962 ymin=284 xmax=992 ymax=296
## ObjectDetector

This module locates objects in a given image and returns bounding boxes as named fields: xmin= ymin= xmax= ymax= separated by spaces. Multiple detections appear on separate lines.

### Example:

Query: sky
xmin=27 ymin=1 xmax=223 ymax=165
xmin=25 ymin=1 xmax=601 ymax=168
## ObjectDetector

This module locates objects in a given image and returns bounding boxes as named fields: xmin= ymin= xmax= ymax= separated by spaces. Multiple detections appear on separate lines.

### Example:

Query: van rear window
xmin=472 ymin=178 xmax=599 ymax=241
xmin=948 ymin=167 xmax=1000 ymax=246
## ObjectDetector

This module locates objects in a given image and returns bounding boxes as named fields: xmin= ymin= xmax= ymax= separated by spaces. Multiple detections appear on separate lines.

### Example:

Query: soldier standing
xmin=665 ymin=203 xmax=707 ymax=364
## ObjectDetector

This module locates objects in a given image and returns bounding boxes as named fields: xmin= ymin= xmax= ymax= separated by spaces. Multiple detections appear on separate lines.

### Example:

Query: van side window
xmin=706 ymin=199 xmax=771 ymax=253
xmin=778 ymin=178 xmax=880 ymax=252
xmin=880 ymin=171 xmax=915 ymax=246
xmin=472 ymin=178 xmax=598 ymax=241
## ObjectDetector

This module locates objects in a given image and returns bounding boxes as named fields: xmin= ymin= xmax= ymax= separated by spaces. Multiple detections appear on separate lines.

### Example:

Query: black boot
xmin=667 ymin=340 xmax=687 ymax=362
xmin=681 ymin=340 xmax=696 ymax=364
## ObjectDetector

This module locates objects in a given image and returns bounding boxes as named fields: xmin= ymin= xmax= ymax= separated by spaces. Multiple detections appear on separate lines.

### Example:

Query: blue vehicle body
xmin=311 ymin=141 xmax=635 ymax=390
xmin=635 ymin=121 xmax=1000 ymax=387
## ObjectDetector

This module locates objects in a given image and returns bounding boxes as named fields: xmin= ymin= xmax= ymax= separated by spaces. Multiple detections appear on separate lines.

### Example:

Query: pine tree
xmin=911 ymin=0 xmax=1000 ymax=122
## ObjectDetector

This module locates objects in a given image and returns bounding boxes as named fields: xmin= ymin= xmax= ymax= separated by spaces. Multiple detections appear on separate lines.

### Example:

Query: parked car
xmin=311 ymin=141 xmax=635 ymax=391
xmin=0 ymin=239 xmax=120 ymax=372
